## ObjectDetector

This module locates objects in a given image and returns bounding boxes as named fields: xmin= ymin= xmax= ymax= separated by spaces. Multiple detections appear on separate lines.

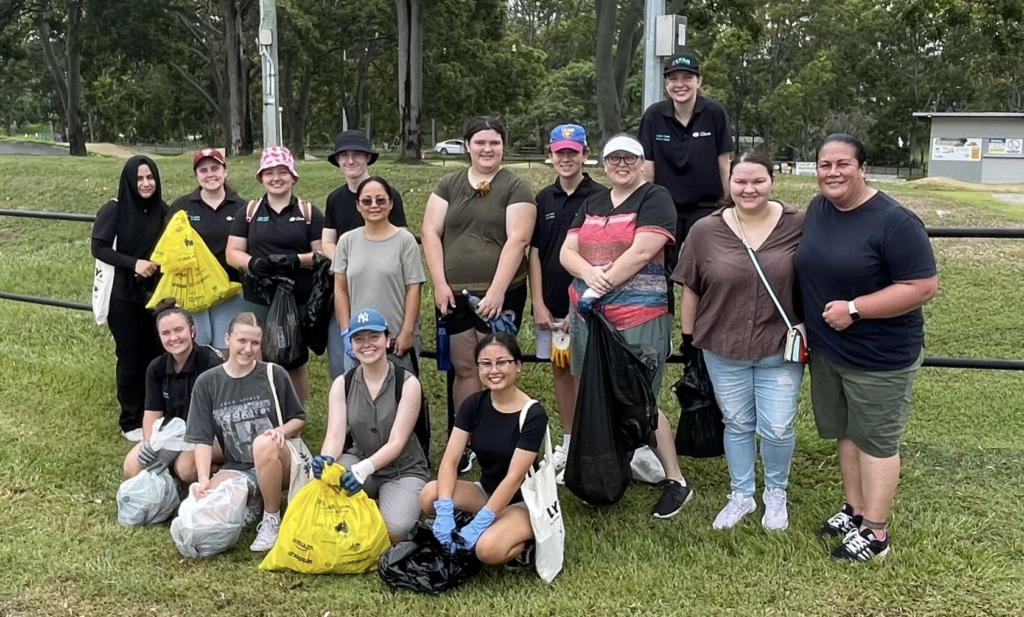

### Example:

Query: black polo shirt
xmin=638 ymin=95 xmax=733 ymax=212
xmin=144 ymin=345 xmax=223 ymax=423
xmin=229 ymin=195 xmax=325 ymax=304
xmin=531 ymin=174 xmax=608 ymax=317
xmin=170 ymin=189 xmax=247 ymax=283
xmin=324 ymin=184 xmax=407 ymax=237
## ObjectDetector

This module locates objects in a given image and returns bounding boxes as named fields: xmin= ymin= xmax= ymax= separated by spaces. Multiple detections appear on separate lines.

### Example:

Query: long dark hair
xmin=474 ymin=332 xmax=523 ymax=363
xmin=153 ymin=297 xmax=195 ymax=332
xmin=718 ymin=150 xmax=775 ymax=208
xmin=818 ymin=133 xmax=867 ymax=167
xmin=356 ymin=176 xmax=394 ymax=202
xmin=463 ymin=116 xmax=506 ymax=146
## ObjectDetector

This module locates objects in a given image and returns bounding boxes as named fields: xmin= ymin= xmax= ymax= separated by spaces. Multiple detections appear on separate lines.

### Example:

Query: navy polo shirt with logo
xmin=531 ymin=174 xmax=608 ymax=317
xmin=638 ymin=95 xmax=733 ymax=212
xmin=170 ymin=189 xmax=247 ymax=283
xmin=324 ymin=184 xmax=407 ymax=237
xmin=229 ymin=195 xmax=325 ymax=304
xmin=144 ymin=345 xmax=223 ymax=423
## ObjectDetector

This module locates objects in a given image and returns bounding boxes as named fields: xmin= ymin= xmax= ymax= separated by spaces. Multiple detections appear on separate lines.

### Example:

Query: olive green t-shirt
xmin=434 ymin=168 xmax=535 ymax=294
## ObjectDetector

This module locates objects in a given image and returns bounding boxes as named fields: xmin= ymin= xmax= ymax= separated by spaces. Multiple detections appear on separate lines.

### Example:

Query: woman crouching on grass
xmin=185 ymin=312 xmax=306 ymax=553
xmin=123 ymin=298 xmax=224 ymax=482
xmin=419 ymin=333 xmax=548 ymax=568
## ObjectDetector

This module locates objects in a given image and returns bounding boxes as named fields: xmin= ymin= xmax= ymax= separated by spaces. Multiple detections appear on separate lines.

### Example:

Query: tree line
xmin=0 ymin=0 xmax=1020 ymax=164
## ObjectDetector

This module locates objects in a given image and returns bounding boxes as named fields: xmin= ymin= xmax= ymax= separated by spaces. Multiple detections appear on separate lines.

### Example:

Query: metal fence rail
xmin=3 ymin=207 xmax=1024 ymax=370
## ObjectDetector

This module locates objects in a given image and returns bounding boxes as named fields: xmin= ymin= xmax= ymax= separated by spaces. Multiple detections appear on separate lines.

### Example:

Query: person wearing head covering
xmin=169 ymin=149 xmax=247 ymax=353
xmin=225 ymin=146 xmax=324 ymax=404
xmin=91 ymin=155 xmax=169 ymax=441
xmin=321 ymin=130 xmax=408 ymax=379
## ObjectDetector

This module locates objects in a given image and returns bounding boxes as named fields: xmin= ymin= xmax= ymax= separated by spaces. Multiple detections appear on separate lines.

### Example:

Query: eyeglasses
xmin=476 ymin=358 xmax=515 ymax=371
xmin=359 ymin=196 xmax=389 ymax=207
xmin=473 ymin=182 xmax=491 ymax=198
xmin=605 ymin=154 xmax=639 ymax=166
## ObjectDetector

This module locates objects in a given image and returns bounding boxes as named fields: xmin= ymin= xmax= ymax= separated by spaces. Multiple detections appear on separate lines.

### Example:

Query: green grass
xmin=1 ymin=157 xmax=1024 ymax=616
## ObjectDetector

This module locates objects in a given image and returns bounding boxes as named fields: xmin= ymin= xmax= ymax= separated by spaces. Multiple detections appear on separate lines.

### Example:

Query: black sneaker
xmin=651 ymin=479 xmax=694 ymax=519
xmin=505 ymin=540 xmax=536 ymax=571
xmin=458 ymin=449 xmax=476 ymax=475
xmin=818 ymin=504 xmax=862 ymax=538
xmin=831 ymin=528 xmax=890 ymax=562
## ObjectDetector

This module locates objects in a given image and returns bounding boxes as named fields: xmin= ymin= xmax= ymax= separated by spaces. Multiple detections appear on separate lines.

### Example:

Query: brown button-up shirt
xmin=672 ymin=203 xmax=804 ymax=360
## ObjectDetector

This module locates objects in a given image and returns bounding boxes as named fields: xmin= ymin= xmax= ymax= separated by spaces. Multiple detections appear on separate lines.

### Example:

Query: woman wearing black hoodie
xmin=91 ymin=156 xmax=169 ymax=441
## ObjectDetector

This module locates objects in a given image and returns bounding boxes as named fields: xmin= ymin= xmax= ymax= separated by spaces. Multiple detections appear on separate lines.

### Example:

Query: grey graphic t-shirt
xmin=186 ymin=362 xmax=305 ymax=470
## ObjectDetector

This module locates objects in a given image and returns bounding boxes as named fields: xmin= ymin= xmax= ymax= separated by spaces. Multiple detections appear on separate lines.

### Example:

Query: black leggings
xmin=107 ymin=297 xmax=162 ymax=432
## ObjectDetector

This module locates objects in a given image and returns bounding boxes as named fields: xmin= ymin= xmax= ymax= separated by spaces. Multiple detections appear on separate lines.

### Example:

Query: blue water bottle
xmin=436 ymin=318 xmax=452 ymax=371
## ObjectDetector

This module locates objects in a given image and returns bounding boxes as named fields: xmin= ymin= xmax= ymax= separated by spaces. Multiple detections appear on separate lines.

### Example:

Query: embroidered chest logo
xmin=655 ymin=134 xmax=671 ymax=142
xmin=189 ymin=215 xmax=201 ymax=222
xmin=545 ymin=212 xmax=556 ymax=221
xmin=256 ymin=215 xmax=270 ymax=222
xmin=692 ymin=131 xmax=712 ymax=138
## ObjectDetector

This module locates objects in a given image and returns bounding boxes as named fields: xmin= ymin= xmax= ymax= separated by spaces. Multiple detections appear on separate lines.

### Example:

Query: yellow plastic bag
xmin=551 ymin=331 xmax=571 ymax=369
xmin=259 ymin=464 xmax=391 ymax=575
xmin=146 ymin=211 xmax=241 ymax=313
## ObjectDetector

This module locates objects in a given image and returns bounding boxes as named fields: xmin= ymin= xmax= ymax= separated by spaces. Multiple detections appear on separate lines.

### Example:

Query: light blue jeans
xmin=192 ymin=294 xmax=245 ymax=349
xmin=702 ymin=350 xmax=804 ymax=496
xmin=327 ymin=314 xmax=354 ymax=379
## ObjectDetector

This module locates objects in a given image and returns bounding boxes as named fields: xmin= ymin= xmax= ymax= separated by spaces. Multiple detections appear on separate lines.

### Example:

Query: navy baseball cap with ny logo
xmin=663 ymin=52 xmax=701 ymax=76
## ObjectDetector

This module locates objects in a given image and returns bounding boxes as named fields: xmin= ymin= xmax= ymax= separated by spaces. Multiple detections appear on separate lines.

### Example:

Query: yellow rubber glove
xmin=551 ymin=331 xmax=571 ymax=369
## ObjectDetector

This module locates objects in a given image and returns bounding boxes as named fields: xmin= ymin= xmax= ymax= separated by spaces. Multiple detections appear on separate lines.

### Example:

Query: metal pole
xmin=643 ymin=0 xmax=665 ymax=112
xmin=259 ymin=0 xmax=282 ymax=147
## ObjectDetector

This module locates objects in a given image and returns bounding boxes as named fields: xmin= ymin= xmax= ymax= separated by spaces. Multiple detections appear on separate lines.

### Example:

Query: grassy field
xmin=1 ymin=153 xmax=1023 ymax=617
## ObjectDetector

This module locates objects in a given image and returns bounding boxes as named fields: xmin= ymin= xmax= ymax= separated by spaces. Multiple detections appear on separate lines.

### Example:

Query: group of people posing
xmin=94 ymin=51 xmax=937 ymax=568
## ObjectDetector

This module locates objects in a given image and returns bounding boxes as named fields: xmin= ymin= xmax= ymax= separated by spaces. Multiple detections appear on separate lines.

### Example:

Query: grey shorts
xmin=474 ymin=482 xmax=528 ymax=510
xmin=809 ymin=351 xmax=923 ymax=458
xmin=339 ymin=454 xmax=426 ymax=539
xmin=568 ymin=311 xmax=672 ymax=393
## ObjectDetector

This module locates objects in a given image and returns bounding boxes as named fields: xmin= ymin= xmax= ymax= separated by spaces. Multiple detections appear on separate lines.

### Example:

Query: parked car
xmin=433 ymin=139 xmax=465 ymax=155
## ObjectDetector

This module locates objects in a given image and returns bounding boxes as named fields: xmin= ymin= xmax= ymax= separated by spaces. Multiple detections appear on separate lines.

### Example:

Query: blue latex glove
xmin=490 ymin=311 xmax=519 ymax=335
xmin=340 ymin=470 xmax=363 ymax=496
xmin=311 ymin=454 xmax=334 ymax=480
xmin=340 ymin=328 xmax=356 ymax=359
xmin=432 ymin=498 xmax=457 ymax=551
xmin=453 ymin=506 xmax=496 ymax=552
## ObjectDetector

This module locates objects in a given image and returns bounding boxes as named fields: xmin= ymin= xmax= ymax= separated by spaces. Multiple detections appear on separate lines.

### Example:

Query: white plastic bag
xmin=518 ymin=400 xmax=565 ymax=583
xmin=92 ymin=237 xmax=117 ymax=325
xmin=170 ymin=474 xmax=250 ymax=558
xmin=116 ymin=470 xmax=180 ymax=526
xmin=630 ymin=446 xmax=666 ymax=484
xmin=150 ymin=417 xmax=193 ymax=452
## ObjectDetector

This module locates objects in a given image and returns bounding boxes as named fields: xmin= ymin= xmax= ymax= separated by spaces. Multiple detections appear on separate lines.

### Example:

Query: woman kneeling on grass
xmin=124 ymin=299 xmax=224 ymax=482
xmin=185 ymin=312 xmax=306 ymax=553
xmin=419 ymin=333 xmax=548 ymax=568
xmin=313 ymin=308 xmax=429 ymax=545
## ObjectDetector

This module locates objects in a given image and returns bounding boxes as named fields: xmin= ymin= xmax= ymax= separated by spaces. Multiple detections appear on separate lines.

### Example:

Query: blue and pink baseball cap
xmin=549 ymin=124 xmax=587 ymax=152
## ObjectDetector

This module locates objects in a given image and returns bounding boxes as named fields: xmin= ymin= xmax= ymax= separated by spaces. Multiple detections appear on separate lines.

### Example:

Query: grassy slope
xmin=1 ymin=157 xmax=1023 ymax=617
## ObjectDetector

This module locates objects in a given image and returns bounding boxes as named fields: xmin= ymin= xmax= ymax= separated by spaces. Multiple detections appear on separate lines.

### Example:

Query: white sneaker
xmin=761 ymin=488 xmax=789 ymax=531
xmin=122 ymin=428 xmax=143 ymax=442
xmin=249 ymin=516 xmax=280 ymax=552
xmin=712 ymin=492 xmax=757 ymax=530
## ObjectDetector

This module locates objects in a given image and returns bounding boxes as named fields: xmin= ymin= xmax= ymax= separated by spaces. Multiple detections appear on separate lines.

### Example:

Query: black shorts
xmin=436 ymin=283 xmax=527 ymax=336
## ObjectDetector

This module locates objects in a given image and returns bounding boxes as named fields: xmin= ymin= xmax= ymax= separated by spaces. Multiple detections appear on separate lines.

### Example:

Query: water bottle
xmin=436 ymin=318 xmax=452 ymax=372
xmin=461 ymin=289 xmax=482 ymax=314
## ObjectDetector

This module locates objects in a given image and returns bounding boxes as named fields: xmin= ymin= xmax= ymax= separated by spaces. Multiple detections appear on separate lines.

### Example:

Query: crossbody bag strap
xmin=266 ymin=362 xmax=285 ymax=427
xmin=743 ymin=244 xmax=794 ymax=331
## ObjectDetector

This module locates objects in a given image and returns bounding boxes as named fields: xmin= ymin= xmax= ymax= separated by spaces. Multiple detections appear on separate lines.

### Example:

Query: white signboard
xmin=987 ymin=138 xmax=1023 ymax=156
xmin=932 ymin=138 xmax=981 ymax=162
xmin=794 ymin=162 xmax=816 ymax=176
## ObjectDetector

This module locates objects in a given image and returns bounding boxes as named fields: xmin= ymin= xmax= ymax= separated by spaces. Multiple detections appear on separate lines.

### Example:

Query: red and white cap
xmin=255 ymin=146 xmax=299 ymax=182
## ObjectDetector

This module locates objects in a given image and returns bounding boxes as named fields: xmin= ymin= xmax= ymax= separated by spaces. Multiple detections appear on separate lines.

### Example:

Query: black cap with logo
xmin=663 ymin=52 xmax=701 ymax=76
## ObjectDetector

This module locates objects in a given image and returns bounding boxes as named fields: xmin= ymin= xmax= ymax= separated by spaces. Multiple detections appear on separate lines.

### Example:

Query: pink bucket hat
xmin=255 ymin=146 xmax=299 ymax=182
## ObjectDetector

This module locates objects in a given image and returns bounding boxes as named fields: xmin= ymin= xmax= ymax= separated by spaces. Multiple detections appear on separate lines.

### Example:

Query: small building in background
xmin=913 ymin=112 xmax=1024 ymax=184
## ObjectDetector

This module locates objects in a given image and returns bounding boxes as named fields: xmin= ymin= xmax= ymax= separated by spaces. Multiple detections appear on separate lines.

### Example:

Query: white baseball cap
xmin=602 ymin=135 xmax=645 ymax=159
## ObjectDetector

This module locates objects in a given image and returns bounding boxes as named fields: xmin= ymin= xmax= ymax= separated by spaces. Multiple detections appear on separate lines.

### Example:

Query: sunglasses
xmin=359 ymin=196 xmax=390 ymax=207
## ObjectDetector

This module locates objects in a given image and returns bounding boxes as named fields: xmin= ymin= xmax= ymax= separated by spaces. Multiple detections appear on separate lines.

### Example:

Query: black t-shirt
xmin=324 ymin=184 xmax=407 ymax=236
xmin=638 ymin=96 xmax=732 ymax=212
xmin=532 ymin=174 xmax=608 ymax=317
xmin=144 ymin=345 xmax=224 ymax=423
xmin=170 ymin=189 xmax=247 ymax=283
xmin=795 ymin=191 xmax=936 ymax=371
xmin=455 ymin=391 xmax=547 ymax=498
xmin=91 ymin=199 xmax=167 ymax=302
xmin=228 ymin=195 xmax=325 ymax=304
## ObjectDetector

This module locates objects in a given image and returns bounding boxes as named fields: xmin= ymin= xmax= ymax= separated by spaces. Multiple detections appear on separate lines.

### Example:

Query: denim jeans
xmin=703 ymin=350 xmax=804 ymax=496
xmin=327 ymin=314 xmax=355 ymax=379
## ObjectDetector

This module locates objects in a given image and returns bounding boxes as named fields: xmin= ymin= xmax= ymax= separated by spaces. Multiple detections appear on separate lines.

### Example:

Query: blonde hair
xmin=227 ymin=312 xmax=262 ymax=335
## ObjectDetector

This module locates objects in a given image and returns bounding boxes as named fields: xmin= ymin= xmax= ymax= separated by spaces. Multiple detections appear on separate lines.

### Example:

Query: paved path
xmin=0 ymin=141 xmax=69 ymax=156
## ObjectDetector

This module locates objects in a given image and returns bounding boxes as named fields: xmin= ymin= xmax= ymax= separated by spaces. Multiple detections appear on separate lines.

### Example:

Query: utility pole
xmin=259 ymin=0 xmax=282 ymax=147
xmin=642 ymin=0 xmax=665 ymax=112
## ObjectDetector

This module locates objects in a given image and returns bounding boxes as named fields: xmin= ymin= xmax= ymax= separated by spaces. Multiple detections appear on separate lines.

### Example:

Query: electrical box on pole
xmin=644 ymin=9 xmax=689 ymax=112
xmin=655 ymin=15 xmax=686 ymax=56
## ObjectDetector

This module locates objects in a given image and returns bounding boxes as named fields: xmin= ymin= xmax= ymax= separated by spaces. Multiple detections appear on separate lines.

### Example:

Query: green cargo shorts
xmin=809 ymin=350 xmax=923 ymax=458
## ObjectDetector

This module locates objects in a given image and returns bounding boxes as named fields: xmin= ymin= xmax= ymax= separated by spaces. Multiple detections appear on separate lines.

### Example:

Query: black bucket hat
xmin=328 ymin=130 xmax=379 ymax=167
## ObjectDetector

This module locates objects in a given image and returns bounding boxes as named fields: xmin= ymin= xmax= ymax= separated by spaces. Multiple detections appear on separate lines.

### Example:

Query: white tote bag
xmin=519 ymin=399 xmax=565 ymax=583
xmin=92 ymin=237 xmax=117 ymax=325
xmin=266 ymin=362 xmax=313 ymax=503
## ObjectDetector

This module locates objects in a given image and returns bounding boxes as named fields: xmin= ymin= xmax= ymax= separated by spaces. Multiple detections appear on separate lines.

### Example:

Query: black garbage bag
xmin=564 ymin=310 xmax=660 ymax=506
xmin=378 ymin=523 xmax=482 ymax=595
xmin=262 ymin=278 xmax=305 ymax=366
xmin=300 ymin=254 xmax=334 ymax=356
xmin=673 ymin=353 xmax=725 ymax=458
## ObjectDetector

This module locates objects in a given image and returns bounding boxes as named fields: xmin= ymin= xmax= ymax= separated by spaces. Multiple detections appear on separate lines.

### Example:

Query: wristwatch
xmin=848 ymin=300 xmax=861 ymax=322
